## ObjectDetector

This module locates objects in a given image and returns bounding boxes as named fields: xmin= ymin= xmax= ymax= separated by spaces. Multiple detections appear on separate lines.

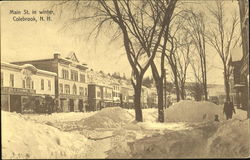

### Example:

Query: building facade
xmin=1 ymin=62 xmax=56 ymax=113
xmin=120 ymin=84 xmax=134 ymax=109
xmin=12 ymin=53 xmax=88 ymax=112
xmin=88 ymin=83 xmax=113 ymax=111
xmin=228 ymin=0 xmax=249 ymax=112
xmin=112 ymin=82 xmax=121 ymax=106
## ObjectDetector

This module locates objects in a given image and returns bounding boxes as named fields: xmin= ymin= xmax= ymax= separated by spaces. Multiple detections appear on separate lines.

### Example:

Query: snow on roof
xmin=1 ymin=62 xmax=57 ymax=76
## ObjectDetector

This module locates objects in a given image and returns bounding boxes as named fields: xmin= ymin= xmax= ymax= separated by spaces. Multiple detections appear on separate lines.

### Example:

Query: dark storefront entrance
xmin=10 ymin=95 xmax=22 ymax=113
xmin=69 ymin=99 xmax=74 ymax=112
xmin=79 ymin=99 xmax=84 ymax=112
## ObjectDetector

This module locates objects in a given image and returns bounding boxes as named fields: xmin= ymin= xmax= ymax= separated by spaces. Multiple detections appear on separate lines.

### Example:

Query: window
xmin=79 ymin=87 xmax=84 ymax=95
xmin=80 ymin=74 xmax=85 ymax=83
xmin=48 ymin=80 xmax=51 ymax=90
xmin=26 ymin=77 xmax=31 ymax=89
xmin=73 ymin=84 xmax=77 ymax=95
xmin=65 ymin=84 xmax=70 ymax=94
xmin=10 ymin=74 xmax=14 ymax=87
xmin=59 ymin=83 xmax=63 ymax=93
xmin=71 ymin=70 xmax=78 ymax=81
xmin=23 ymin=80 xmax=25 ymax=88
xmin=85 ymin=87 xmax=88 ymax=96
xmin=1 ymin=72 xmax=3 ymax=87
xmin=32 ymin=81 xmax=34 ymax=89
xmin=62 ymin=69 xmax=69 ymax=79
xmin=41 ymin=79 xmax=44 ymax=90
xmin=97 ymin=91 xmax=101 ymax=98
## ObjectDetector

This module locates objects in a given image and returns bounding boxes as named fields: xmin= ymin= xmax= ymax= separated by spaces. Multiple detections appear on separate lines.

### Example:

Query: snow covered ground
xmin=2 ymin=101 xmax=249 ymax=159
xmin=2 ymin=111 xmax=92 ymax=159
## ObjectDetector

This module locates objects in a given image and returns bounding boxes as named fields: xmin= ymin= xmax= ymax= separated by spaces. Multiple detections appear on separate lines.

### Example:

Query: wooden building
xmin=1 ymin=62 xmax=56 ymax=113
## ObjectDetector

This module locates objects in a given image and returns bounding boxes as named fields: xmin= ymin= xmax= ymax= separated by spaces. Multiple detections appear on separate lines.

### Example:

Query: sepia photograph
xmin=1 ymin=0 xmax=249 ymax=159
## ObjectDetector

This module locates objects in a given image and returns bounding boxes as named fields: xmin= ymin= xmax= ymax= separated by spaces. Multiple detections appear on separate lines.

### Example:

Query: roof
xmin=1 ymin=62 xmax=57 ymax=76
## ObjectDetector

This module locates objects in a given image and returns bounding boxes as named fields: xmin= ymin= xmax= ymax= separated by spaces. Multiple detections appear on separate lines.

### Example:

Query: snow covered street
xmin=2 ymin=101 xmax=249 ymax=159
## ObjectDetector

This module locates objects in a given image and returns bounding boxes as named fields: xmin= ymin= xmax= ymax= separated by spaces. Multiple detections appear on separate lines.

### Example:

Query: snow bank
xmin=23 ymin=111 xmax=96 ymax=124
xmin=119 ymin=120 xmax=249 ymax=158
xmin=164 ymin=100 xmax=226 ymax=122
xmin=2 ymin=111 xmax=90 ymax=159
xmin=207 ymin=119 xmax=249 ymax=158
xmin=80 ymin=107 xmax=134 ymax=129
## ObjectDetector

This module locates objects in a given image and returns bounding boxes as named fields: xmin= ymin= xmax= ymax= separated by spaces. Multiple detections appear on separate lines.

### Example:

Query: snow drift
xmin=207 ymin=119 xmax=249 ymax=158
xmin=117 ymin=120 xmax=249 ymax=158
xmin=2 ymin=111 xmax=90 ymax=159
xmin=164 ymin=100 xmax=227 ymax=122
xmin=80 ymin=107 xmax=134 ymax=129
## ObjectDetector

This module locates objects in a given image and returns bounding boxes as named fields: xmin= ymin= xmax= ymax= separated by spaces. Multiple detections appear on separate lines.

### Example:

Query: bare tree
xmin=181 ymin=9 xmax=208 ymax=100
xmin=54 ymin=0 xmax=176 ymax=122
xmin=189 ymin=54 xmax=205 ymax=101
xmin=143 ymin=0 xmax=177 ymax=122
xmin=175 ymin=32 xmax=192 ymax=100
xmin=206 ymin=1 xmax=239 ymax=102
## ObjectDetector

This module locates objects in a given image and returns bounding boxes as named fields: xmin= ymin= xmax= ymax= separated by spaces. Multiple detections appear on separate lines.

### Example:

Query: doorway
xmin=69 ymin=99 xmax=74 ymax=112
xmin=10 ymin=95 xmax=22 ymax=113
xmin=79 ymin=99 xmax=84 ymax=112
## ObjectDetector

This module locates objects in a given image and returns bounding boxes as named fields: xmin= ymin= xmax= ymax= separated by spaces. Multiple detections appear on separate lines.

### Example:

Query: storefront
xmin=1 ymin=87 xmax=36 ymax=113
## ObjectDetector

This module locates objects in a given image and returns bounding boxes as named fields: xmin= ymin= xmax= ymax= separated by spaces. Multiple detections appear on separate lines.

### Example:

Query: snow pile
xmin=2 ymin=111 xmax=90 ymax=159
xmin=23 ymin=111 xmax=96 ymax=124
xmin=80 ymin=107 xmax=134 ymax=129
xmin=207 ymin=119 xmax=249 ymax=158
xmin=164 ymin=100 xmax=226 ymax=122
xmin=127 ymin=108 xmax=158 ymax=122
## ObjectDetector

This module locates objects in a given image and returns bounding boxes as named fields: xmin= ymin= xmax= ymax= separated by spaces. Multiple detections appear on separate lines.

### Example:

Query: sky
xmin=1 ymin=0 xmax=241 ymax=84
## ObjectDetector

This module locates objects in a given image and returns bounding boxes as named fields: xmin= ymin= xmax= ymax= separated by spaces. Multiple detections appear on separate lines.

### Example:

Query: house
xmin=1 ymin=62 xmax=56 ymax=113
xmin=227 ymin=0 xmax=249 ymax=111
xmin=11 ymin=52 xmax=89 ymax=112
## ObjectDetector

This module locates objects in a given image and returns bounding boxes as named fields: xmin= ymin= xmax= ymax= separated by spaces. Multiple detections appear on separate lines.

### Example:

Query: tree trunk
xmin=156 ymin=79 xmax=164 ymax=122
xmin=180 ymin=85 xmax=185 ymax=100
xmin=173 ymin=71 xmax=180 ymax=102
xmin=133 ymin=80 xmax=143 ymax=122
xmin=224 ymin=65 xmax=230 ymax=102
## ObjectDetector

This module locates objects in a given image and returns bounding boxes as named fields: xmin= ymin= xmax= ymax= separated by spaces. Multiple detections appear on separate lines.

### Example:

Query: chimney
xmin=54 ymin=53 xmax=61 ymax=59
